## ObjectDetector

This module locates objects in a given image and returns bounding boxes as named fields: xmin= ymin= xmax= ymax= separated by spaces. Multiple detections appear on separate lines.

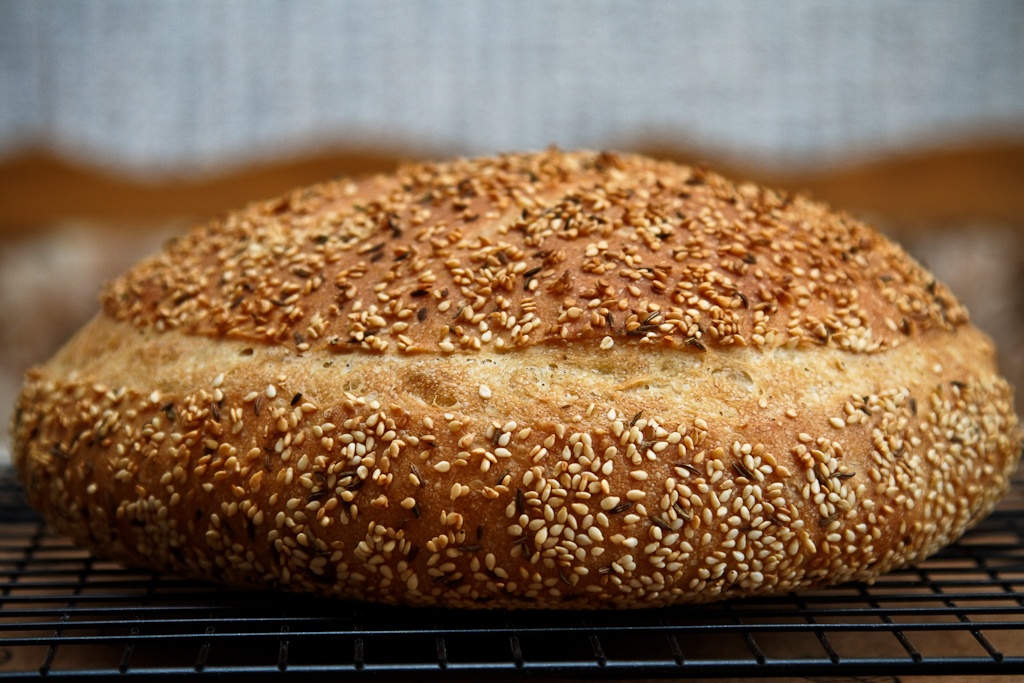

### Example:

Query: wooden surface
xmin=645 ymin=142 xmax=1024 ymax=228
xmin=1 ymin=143 xmax=1023 ymax=233
xmin=0 ymin=150 xmax=404 ymax=232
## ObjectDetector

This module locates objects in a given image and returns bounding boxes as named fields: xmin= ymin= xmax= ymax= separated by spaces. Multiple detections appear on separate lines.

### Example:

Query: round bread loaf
xmin=12 ymin=150 xmax=1021 ymax=609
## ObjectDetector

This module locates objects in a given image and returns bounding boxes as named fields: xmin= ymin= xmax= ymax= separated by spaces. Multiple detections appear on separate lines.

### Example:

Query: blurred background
xmin=2 ymin=0 xmax=1024 ymax=468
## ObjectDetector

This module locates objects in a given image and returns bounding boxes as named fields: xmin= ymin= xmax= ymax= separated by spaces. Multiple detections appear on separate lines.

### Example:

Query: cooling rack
xmin=1 ymin=468 xmax=1023 ymax=680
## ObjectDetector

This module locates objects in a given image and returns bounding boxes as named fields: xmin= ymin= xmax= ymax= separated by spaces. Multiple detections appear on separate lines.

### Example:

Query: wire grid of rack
xmin=1 ymin=469 xmax=1023 ymax=680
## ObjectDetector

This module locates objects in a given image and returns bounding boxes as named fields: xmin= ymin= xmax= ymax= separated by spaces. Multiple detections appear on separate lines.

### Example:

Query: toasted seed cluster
xmin=101 ymin=149 xmax=965 ymax=358
xmin=12 ymin=150 xmax=1021 ymax=609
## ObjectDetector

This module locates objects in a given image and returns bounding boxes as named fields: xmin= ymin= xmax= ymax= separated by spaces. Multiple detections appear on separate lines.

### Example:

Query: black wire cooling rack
xmin=2 ymin=469 xmax=1024 ymax=680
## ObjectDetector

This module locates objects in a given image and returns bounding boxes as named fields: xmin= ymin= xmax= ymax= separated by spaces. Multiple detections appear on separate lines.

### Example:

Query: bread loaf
xmin=12 ymin=150 xmax=1021 ymax=608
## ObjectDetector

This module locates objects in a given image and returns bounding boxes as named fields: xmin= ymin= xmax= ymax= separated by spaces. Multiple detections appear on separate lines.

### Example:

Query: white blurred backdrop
xmin=2 ymin=0 xmax=1023 ymax=175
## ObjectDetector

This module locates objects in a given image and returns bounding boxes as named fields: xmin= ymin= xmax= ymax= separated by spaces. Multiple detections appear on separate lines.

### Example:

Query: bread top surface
xmin=100 ymin=150 xmax=967 ymax=359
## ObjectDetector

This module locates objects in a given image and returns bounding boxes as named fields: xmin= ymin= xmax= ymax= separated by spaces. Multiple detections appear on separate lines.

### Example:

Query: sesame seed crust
xmin=13 ymin=317 xmax=1019 ymax=609
xmin=100 ymin=150 xmax=966 ymax=358
xmin=12 ymin=150 xmax=1021 ymax=609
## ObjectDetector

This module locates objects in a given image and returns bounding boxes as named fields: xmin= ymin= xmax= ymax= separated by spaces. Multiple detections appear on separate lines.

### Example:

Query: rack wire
xmin=1 ymin=468 xmax=1023 ymax=680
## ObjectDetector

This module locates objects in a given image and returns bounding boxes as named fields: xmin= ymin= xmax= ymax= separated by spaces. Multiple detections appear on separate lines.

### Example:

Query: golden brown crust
xmin=12 ymin=151 xmax=1021 ymax=609
xmin=14 ymin=318 xmax=1020 ymax=608
xmin=100 ymin=150 xmax=966 ymax=358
